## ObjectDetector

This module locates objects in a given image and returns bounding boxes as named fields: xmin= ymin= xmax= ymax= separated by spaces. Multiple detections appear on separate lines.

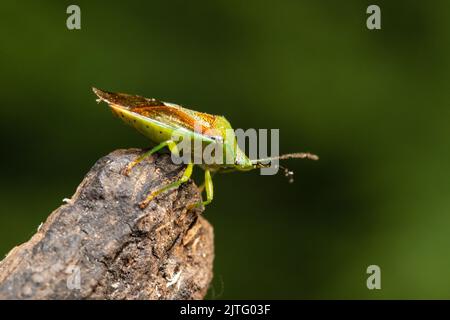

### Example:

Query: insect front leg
xmin=202 ymin=169 xmax=214 ymax=206
xmin=198 ymin=171 xmax=216 ymax=193
xmin=123 ymin=140 xmax=179 ymax=175
xmin=188 ymin=169 xmax=214 ymax=209
xmin=139 ymin=162 xmax=194 ymax=209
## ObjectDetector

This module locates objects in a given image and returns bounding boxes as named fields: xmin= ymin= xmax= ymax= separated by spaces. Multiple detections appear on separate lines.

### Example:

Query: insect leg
xmin=202 ymin=169 xmax=214 ymax=206
xmin=198 ymin=171 xmax=216 ymax=193
xmin=139 ymin=162 xmax=194 ymax=209
xmin=188 ymin=169 xmax=214 ymax=209
xmin=123 ymin=140 xmax=173 ymax=175
xmin=165 ymin=140 xmax=180 ymax=156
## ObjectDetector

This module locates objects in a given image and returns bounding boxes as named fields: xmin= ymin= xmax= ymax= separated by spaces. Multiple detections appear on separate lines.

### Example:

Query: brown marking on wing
xmin=132 ymin=105 xmax=218 ymax=136
xmin=195 ymin=112 xmax=216 ymax=126
xmin=93 ymin=88 xmax=163 ymax=108
xmin=93 ymin=88 xmax=222 ymax=138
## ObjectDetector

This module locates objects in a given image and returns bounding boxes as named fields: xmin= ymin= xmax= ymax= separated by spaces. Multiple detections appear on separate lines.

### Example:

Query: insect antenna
xmin=251 ymin=152 xmax=318 ymax=183
xmin=251 ymin=152 xmax=319 ymax=165
xmin=274 ymin=152 xmax=319 ymax=161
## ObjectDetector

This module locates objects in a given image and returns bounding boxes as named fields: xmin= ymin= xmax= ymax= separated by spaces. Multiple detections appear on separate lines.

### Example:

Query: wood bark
xmin=0 ymin=149 xmax=214 ymax=299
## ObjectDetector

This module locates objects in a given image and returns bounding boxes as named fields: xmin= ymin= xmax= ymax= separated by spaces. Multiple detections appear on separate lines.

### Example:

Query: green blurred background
xmin=1 ymin=0 xmax=449 ymax=299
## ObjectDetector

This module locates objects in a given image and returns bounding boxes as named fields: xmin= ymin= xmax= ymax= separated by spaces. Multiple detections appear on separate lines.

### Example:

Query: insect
xmin=93 ymin=88 xmax=318 ymax=209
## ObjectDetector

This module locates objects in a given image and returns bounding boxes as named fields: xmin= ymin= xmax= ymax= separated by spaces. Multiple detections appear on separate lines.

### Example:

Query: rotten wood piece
xmin=0 ymin=149 xmax=214 ymax=299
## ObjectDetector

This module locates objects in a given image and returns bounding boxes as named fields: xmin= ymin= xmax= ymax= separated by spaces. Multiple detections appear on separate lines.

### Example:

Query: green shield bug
xmin=93 ymin=88 xmax=318 ymax=209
